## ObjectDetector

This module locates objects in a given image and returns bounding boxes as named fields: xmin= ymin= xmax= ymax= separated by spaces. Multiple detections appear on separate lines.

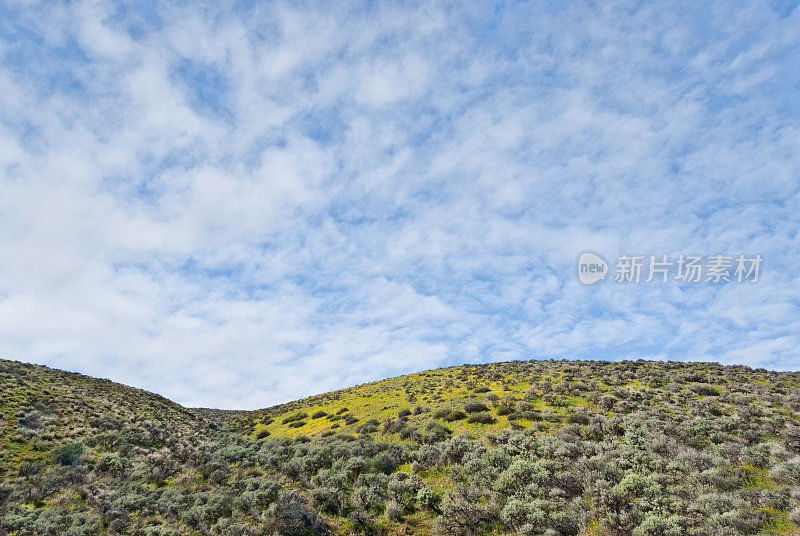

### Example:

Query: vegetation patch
xmin=1 ymin=358 xmax=800 ymax=536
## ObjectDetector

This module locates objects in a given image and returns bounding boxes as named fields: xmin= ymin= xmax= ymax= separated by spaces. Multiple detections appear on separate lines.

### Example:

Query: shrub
xmin=385 ymin=500 xmax=404 ymax=521
xmin=690 ymin=384 xmax=720 ymax=396
xmin=383 ymin=419 xmax=405 ymax=434
xmin=436 ymin=486 xmax=494 ymax=536
xmin=499 ymin=498 xmax=549 ymax=531
xmin=375 ymin=452 xmax=400 ymax=474
xmin=424 ymin=422 xmax=452 ymax=443
xmin=440 ymin=435 xmax=475 ymax=464
xmin=399 ymin=426 xmax=416 ymax=440
xmin=208 ymin=469 xmax=227 ymax=485
xmin=632 ymin=515 xmax=685 ymax=536
xmin=416 ymin=487 xmax=440 ymax=509
xmin=0 ymin=483 xmax=12 ymax=507
xmin=358 ymin=420 xmax=379 ymax=434
xmin=282 ymin=413 xmax=308 ymax=425
xmin=543 ymin=393 xmax=564 ymax=407
xmin=348 ymin=508 xmax=376 ymax=534
xmin=497 ymin=405 xmax=513 ymax=416
xmin=398 ymin=409 xmax=412 ymax=418
xmin=786 ymin=426 xmax=800 ymax=454
xmin=473 ymin=387 xmax=491 ymax=394
xmin=789 ymin=507 xmax=800 ymax=525
xmin=311 ymin=486 xmax=345 ymax=514
xmin=568 ymin=412 xmax=590 ymax=425
xmin=467 ymin=413 xmax=495 ymax=424
xmin=312 ymin=411 xmax=327 ymax=419
xmin=265 ymin=491 xmax=328 ymax=536
xmin=287 ymin=421 xmax=306 ymax=429
xmin=352 ymin=472 xmax=389 ymax=511
xmin=387 ymin=472 xmax=418 ymax=508
xmin=256 ymin=429 xmax=270 ymax=439
xmin=599 ymin=395 xmax=617 ymax=410
xmin=515 ymin=400 xmax=535 ymax=412
xmin=444 ymin=411 xmax=467 ymax=422
xmin=464 ymin=402 xmax=489 ymax=413
xmin=52 ymin=442 xmax=84 ymax=466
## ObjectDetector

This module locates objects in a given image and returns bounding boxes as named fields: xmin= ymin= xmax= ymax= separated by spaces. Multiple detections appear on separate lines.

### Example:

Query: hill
xmin=235 ymin=359 xmax=800 ymax=443
xmin=1 ymin=357 xmax=800 ymax=536
xmin=0 ymin=359 xmax=212 ymax=474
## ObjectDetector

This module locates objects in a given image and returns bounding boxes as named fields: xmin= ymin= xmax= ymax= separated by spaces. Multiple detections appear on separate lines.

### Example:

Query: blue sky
xmin=1 ymin=1 xmax=799 ymax=409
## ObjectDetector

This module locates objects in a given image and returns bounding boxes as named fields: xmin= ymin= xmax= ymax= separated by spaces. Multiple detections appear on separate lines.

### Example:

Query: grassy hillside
xmin=1 ymin=357 xmax=800 ymax=536
xmin=236 ymin=359 xmax=800 ymax=443
xmin=0 ymin=359 xmax=211 ymax=474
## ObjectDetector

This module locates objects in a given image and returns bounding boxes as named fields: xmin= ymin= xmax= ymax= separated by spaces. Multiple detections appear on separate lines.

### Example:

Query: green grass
xmin=742 ymin=475 xmax=777 ymax=490
xmin=239 ymin=363 xmax=617 ymax=441
xmin=759 ymin=513 xmax=797 ymax=535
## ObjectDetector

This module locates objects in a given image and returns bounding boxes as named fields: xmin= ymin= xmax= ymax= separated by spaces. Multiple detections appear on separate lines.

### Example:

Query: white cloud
xmin=0 ymin=1 xmax=798 ymax=408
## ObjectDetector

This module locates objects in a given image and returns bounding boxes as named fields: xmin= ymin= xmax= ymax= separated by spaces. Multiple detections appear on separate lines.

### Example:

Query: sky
xmin=1 ymin=1 xmax=799 ymax=409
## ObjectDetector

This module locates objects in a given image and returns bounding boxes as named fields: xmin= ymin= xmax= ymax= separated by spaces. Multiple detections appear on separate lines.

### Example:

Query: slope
xmin=1 ymin=357 xmax=800 ymax=536
xmin=235 ymin=359 xmax=800 ymax=443
xmin=0 ymin=358 xmax=211 ymax=475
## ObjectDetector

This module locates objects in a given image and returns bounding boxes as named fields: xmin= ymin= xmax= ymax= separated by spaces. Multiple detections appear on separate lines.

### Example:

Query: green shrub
xmin=568 ymin=412 xmax=590 ymax=425
xmin=690 ymin=384 xmax=720 ymax=397
xmin=433 ymin=409 xmax=450 ymax=419
xmin=311 ymin=486 xmax=345 ymax=514
xmin=282 ymin=413 xmax=308 ymax=424
xmin=265 ymin=491 xmax=327 ymax=535
xmin=52 ymin=442 xmax=84 ymax=466
xmin=464 ymin=402 xmax=489 ymax=413
xmin=416 ymin=487 xmax=440 ymax=509
xmin=444 ymin=411 xmax=467 ymax=422
xmin=385 ymin=500 xmax=404 ymax=521
xmin=497 ymin=405 xmax=513 ymax=416
xmin=383 ymin=419 xmax=405 ymax=434
xmin=466 ymin=413 xmax=495 ymax=424
xmin=424 ymin=422 xmax=452 ymax=443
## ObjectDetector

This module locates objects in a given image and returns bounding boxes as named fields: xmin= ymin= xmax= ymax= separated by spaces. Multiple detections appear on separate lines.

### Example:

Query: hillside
xmin=236 ymin=359 xmax=800 ymax=443
xmin=0 ymin=359 xmax=212 ymax=474
xmin=1 ymin=358 xmax=800 ymax=536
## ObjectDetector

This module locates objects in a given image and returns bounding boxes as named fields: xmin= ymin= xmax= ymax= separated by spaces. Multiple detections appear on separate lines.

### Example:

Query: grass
xmin=759 ymin=514 xmax=797 ymax=535
xmin=742 ymin=475 xmax=777 ymax=490
xmin=240 ymin=362 xmax=638 ymax=441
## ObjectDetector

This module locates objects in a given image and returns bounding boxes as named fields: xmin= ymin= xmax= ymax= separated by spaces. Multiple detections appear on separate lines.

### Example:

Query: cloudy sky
xmin=1 ymin=1 xmax=799 ymax=409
